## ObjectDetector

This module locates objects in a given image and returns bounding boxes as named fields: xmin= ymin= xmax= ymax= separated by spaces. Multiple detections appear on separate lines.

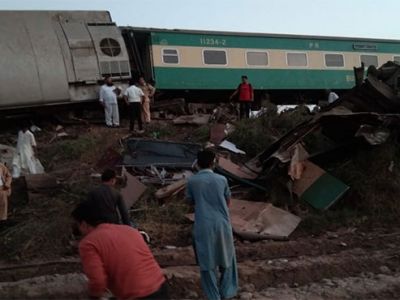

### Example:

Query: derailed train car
xmin=0 ymin=11 xmax=130 ymax=110
xmin=2 ymin=10 xmax=400 ymax=110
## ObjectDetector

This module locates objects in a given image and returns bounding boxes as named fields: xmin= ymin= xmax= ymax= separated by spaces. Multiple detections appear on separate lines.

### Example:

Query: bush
xmin=229 ymin=103 xmax=312 ymax=157
xmin=330 ymin=136 xmax=400 ymax=216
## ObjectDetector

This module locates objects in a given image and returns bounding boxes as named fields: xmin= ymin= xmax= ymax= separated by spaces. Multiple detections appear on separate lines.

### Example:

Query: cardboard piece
xmin=230 ymin=199 xmax=301 ymax=238
xmin=186 ymin=199 xmax=301 ymax=240
xmin=120 ymin=167 xmax=147 ymax=208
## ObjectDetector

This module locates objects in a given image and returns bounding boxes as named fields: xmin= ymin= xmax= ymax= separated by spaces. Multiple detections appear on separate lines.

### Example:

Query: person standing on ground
xmin=186 ymin=150 xmax=238 ymax=300
xmin=99 ymin=76 xmax=120 ymax=128
xmin=0 ymin=162 xmax=12 ymax=222
xmin=229 ymin=75 xmax=254 ymax=119
xmin=71 ymin=200 xmax=169 ymax=299
xmin=137 ymin=76 xmax=156 ymax=124
xmin=124 ymin=78 xmax=145 ymax=133
xmin=13 ymin=125 xmax=43 ymax=176
xmin=87 ymin=169 xmax=131 ymax=226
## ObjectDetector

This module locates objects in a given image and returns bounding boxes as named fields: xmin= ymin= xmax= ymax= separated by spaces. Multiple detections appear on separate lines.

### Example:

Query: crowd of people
xmin=70 ymin=149 xmax=237 ymax=300
xmin=0 ymin=74 xmax=342 ymax=299
xmin=99 ymin=74 xmax=256 ymax=132
xmin=99 ymin=76 xmax=155 ymax=132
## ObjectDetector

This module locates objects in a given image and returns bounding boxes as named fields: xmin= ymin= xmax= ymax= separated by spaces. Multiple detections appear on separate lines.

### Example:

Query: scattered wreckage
xmin=4 ymin=61 xmax=399 ymax=244
xmin=109 ymin=61 xmax=400 ymax=241
xmin=218 ymin=61 xmax=400 ymax=211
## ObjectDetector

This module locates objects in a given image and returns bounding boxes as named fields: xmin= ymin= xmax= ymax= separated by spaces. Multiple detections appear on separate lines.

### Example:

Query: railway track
xmin=0 ymin=226 xmax=399 ymax=299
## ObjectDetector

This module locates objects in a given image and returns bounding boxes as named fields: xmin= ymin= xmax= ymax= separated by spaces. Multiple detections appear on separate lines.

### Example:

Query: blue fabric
xmin=186 ymin=169 xmax=235 ymax=271
xmin=200 ymin=256 xmax=238 ymax=300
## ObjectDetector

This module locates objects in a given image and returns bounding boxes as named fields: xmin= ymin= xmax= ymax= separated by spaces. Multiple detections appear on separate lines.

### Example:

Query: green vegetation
xmin=228 ymin=103 xmax=312 ymax=157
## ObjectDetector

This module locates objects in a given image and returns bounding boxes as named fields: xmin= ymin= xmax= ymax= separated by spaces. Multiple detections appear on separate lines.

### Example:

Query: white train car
xmin=0 ymin=11 xmax=130 ymax=109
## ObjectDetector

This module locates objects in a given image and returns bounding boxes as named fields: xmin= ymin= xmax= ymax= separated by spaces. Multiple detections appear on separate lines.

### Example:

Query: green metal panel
xmin=300 ymin=173 xmax=350 ymax=210
xmin=151 ymin=32 xmax=400 ymax=53
xmin=153 ymin=67 xmax=355 ymax=90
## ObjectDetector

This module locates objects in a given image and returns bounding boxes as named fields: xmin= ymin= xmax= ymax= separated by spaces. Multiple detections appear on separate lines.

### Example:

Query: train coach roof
xmin=0 ymin=10 xmax=112 ymax=22
xmin=120 ymin=26 xmax=400 ymax=44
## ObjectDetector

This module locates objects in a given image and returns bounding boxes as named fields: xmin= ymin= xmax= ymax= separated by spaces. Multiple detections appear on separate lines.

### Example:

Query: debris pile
xmin=2 ymin=61 xmax=400 ymax=268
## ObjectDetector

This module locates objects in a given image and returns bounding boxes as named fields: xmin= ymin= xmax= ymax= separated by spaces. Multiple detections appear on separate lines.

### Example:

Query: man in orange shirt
xmin=230 ymin=75 xmax=254 ymax=119
xmin=71 ymin=200 xmax=168 ymax=300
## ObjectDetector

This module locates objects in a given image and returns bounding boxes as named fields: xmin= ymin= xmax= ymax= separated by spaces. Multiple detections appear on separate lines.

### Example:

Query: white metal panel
xmin=0 ymin=15 xmax=42 ymax=106
xmin=61 ymin=21 xmax=101 ymax=82
xmin=88 ymin=25 xmax=131 ymax=78
xmin=24 ymin=14 xmax=69 ymax=102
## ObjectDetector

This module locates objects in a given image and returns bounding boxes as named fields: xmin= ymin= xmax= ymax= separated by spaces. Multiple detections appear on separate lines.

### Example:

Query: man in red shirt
xmin=230 ymin=75 xmax=254 ymax=119
xmin=71 ymin=200 xmax=168 ymax=300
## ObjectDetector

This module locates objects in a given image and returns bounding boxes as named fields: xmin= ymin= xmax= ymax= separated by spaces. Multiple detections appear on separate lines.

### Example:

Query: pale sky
xmin=0 ymin=0 xmax=399 ymax=40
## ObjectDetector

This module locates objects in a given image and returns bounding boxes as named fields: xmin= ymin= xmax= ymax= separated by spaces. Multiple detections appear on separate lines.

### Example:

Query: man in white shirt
xmin=99 ymin=76 xmax=120 ymax=127
xmin=327 ymin=90 xmax=339 ymax=104
xmin=124 ymin=79 xmax=145 ymax=133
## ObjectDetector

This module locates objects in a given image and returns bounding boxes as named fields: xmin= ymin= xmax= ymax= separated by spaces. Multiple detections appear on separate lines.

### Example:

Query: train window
xmin=360 ymin=54 xmax=378 ymax=67
xmin=246 ymin=51 xmax=269 ymax=66
xmin=203 ymin=50 xmax=227 ymax=65
xmin=100 ymin=38 xmax=121 ymax=57
xmin=162 ymin=49 xmax=179 ymax=64
xmin=394 ymin=56 xmax=400 ymax=64
xmin=325 ymin=54 xmax=344 ymax=67
xmin=287 ymin=52 xmax=308 ymax=67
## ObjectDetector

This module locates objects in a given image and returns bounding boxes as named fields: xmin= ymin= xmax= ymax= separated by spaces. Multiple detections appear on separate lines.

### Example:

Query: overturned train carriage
xmin=0 ymin=11 xmax=130 ymax=110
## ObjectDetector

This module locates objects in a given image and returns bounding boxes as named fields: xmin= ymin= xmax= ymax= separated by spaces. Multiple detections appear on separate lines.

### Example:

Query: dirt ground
xmin=1 ymin=114 xmax=400 ymax=299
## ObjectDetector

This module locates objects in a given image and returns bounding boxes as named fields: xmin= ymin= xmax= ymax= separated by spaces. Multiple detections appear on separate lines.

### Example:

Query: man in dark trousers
xmin=124 ymin=78 xmax=145 ymax=133
xmin=229 ymin=75 xmax=254 ymax=119
xmin=87 ymin=169 xmax=130 ymax=226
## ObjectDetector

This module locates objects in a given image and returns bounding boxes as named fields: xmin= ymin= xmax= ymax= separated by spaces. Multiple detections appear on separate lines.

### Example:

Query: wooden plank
xmin=120 ymin=167 xmax=147 ymax=208
xmin=155 ymin=179 xmax=186 ymax=199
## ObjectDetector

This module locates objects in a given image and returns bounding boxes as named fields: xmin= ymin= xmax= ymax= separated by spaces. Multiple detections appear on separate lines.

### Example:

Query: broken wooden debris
xmin=217 ymin=157 xmax=257 ymax=180
xmin=155 ymin=179 xmax=187 ymax=200
xmin=216 ymin=157 xmax=266 ymax=191
xmin=292 ymin=160 xmax=349 ymax=210
xmin=172 ymin=114 xmax=211 ymax=126
xmin=120 ymin=167 xmax=147 ymax=208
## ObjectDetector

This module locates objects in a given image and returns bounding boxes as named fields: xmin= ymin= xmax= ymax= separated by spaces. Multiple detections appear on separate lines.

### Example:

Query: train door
xmin=122 ymin=29 xmax=153 ymax=81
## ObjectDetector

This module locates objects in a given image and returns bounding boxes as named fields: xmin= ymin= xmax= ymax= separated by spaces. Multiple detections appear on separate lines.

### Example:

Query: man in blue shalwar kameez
xmin=186 ymin=150 xmax=238 ymax=300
